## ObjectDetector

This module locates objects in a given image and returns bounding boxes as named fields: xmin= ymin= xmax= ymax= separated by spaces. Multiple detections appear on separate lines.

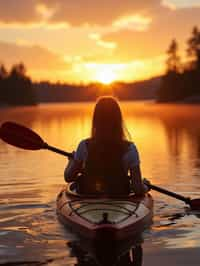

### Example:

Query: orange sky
xmin=0 ymin=0 xmax=200 ymax=84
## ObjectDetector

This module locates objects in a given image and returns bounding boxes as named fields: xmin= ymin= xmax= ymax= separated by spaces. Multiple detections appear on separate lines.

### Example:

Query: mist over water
xmin=0 ymin=102 xmax=200 ymax=265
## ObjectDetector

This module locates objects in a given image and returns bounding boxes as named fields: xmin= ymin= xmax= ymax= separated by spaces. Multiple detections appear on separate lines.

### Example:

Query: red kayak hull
xmin=56 ymin=182 xmax=153 ymax=241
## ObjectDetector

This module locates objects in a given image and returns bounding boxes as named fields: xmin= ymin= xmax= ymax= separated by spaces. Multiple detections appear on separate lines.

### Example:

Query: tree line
xmin=0 ymin=63 xmax=159 ymax=106
xmin=2 ymin=27 xmax=200 ymax=106
xmin=34 ymin=77 xmax=158 ymax=103
xmin=157 ymin=26 xmax=200 ymax=102
xmin=0 ymin=63 xmax=36 ymax=106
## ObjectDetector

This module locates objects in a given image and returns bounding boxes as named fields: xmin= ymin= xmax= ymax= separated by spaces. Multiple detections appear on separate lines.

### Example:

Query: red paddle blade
xmin=190 ymin=199 xmax=200 ymax=211
xmin=0 ymin=121 xmax=46 ymax=150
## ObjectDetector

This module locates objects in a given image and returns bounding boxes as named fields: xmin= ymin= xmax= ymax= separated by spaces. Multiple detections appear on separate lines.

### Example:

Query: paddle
xmin=143 ymin=180 xmax=200 ymax=211
xmin=0 ymin=121 xmax=73 ymax=158
xmin=1 ymin=121 xmax=200 ymax=210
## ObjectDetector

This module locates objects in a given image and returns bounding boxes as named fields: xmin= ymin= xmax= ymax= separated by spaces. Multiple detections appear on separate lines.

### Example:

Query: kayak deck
xmin=57 ymin=182 xmax=153 ymax=240
xmin=69 ymin=199 xmax=148 ymax=224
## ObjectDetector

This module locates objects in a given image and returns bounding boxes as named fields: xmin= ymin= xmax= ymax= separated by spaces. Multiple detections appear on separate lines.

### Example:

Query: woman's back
xmin=78 ymin=138 xmax=131 ymax=195
xmin=64 ymin=96 xmax=145 ymax=196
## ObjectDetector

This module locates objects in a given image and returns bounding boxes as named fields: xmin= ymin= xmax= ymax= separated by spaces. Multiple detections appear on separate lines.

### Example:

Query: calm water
xmin=0 ymin=102 xmax=200 ymax=265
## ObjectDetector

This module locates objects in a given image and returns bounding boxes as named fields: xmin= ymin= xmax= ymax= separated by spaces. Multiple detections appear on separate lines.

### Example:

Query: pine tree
xmin=0 ymin=64 xmax=7 ymax=79
xmin=157 ymin=39 xmax=182 ymax=102
xmin=166 ymin=39 xmax=181 ymax=73
xmin=5 ymin=63 xmax=36 ymax=105
xmin=187 ymin=26 xmax=200 ymax=70
xmin=0 ymin=64 xmax=8 ymax=104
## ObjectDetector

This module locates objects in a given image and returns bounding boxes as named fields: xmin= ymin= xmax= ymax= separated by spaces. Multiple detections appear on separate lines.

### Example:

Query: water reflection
xmin=1 ymin=102 xmax=200 ymax=264
xmin=161 ymin=111 xmax=200 ymax=160
xmin=1 ymin=103 xmax=200 ymax=165
xmin=67 ymin=237 xmax=143 ymax=266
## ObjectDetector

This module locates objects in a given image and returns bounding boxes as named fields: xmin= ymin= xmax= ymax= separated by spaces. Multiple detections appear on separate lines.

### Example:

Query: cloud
xmin=46 ymin=0 xmax=159 ymax=26
xmin=89 ymin=33 xmax=117 ymax=49
xmin=0 ymin=41 xmax=69 ymax=73
xmin=0 ymin=0 xmax=40 ymax=24
xmin=0 ymin=0 xmax=160 ymax=26
xmin=74 ymin=55 xmax=165 ymax=83
xmin=100 ymin=6 xmax=200 ymax=61
xmin=162 ymin=0 xmax=200 ymax=10
xmin=100 ymin=30 xmax=167 ymax=61
xmin=36 ymin=3 xmax=56 ymax=21
xmin=0 ymin=1 xmax=200 ymax=83
xmin=112 ymin=15 xmax=152 ymax=32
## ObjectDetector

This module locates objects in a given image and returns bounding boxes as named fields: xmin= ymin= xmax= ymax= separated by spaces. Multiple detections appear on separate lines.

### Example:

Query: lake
xmin=0 ymin=101 xmax=200 ymax=265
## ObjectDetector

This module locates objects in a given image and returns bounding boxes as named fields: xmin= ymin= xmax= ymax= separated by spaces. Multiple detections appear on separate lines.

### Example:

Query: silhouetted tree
xmin=0 ymin=62 xmax=37 ymax=106
xmin=166 ymin=39 xmax=181 ymax=73
xmin=185 ymin=26 xmax=200 ymax=96
xmin=0 ymin=64 xmax=7 ymax=79
xmin=157 ymin=26 xmax=200 ymax=102
xmin=7 ymin=63 xmax=36 ymax=105
xmin=0 ymin=64 xmax=8 ymax=104
xmin=187 ymin=26 xmax=200 ymax=70
xmin=157 ymin=39 xmax=182 ymax=102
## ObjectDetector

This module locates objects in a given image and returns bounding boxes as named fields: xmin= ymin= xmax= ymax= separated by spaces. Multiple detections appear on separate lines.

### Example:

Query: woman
xmin=64 ymin=96 xmax=145 ymax=196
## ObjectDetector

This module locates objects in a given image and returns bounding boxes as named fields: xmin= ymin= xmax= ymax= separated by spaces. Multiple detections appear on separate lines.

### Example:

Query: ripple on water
xmin=1 ymin=103 xmax=200 ymax=265
xmin=0 ymin=204 xmax=76 ymax=265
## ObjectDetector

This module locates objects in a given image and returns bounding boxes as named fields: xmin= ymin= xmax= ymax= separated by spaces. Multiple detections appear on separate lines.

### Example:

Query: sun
xmin=85 ymin=63 xmax=121 ymax=84
xmin=95 ymin=68 xmax=117 ymax=85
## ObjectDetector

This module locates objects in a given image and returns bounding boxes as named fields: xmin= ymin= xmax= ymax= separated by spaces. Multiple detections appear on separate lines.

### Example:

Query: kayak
xmin=56 ymin=182 xmax=153 ymax=241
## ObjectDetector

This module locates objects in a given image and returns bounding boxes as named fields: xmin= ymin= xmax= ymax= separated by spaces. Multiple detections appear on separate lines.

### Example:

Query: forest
xmin=0 ymin=63 xmax=159 ymax=106
xmin=1 ymin=26 xmax=200 ymax=106
xmin=157 ymin=26 xmax=200 ymax=102
xmin=0 ymin=63 xmax=36 ymax=106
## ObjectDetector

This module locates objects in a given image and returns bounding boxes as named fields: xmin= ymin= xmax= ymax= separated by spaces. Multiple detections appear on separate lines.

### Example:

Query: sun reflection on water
xmin=0 ymin=102 xmax=200 ymax=264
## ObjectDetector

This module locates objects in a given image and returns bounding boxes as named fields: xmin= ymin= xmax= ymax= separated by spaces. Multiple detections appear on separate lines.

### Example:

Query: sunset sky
xmin=0 ymin=0 xmax=200 ymax=84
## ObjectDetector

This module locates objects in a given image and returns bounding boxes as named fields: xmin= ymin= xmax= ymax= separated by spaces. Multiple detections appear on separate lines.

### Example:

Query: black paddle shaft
xmin=44 ymin=143 xmax=73 ymax=158
xmin=146 ymin=183 xmax=191 ymax=205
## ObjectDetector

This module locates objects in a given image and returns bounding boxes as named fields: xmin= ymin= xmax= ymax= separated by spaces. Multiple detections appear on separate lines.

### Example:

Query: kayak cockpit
xmin=68 ymin=199 xmax=140 ymax=225
xmin=65 ymin=181 xmax=136 ymax=198
xmin=56 ymin=182 xmax=153 ymax=240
